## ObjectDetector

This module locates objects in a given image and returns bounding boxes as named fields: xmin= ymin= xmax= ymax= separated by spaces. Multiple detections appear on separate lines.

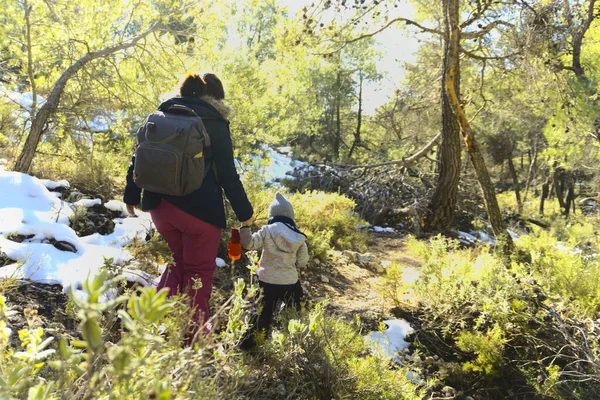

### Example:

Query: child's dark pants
xmin=241 ymin=280 xmax=303 ymax=350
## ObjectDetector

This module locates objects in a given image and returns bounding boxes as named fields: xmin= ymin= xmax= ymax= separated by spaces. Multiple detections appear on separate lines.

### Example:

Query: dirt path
xmin=306 ymin=232 xmax=422 ymax=331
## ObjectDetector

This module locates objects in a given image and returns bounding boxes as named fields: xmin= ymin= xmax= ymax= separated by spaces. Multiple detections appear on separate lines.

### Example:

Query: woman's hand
xmin=126 ymin=204 xmax=138 ymax=217
xmin=240 ymin=215 xmax=255 ymax=226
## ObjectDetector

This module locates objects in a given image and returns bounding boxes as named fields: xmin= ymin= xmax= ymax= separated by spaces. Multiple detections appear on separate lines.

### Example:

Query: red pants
xmin=150 ymin=200 xmax=222 ymax=328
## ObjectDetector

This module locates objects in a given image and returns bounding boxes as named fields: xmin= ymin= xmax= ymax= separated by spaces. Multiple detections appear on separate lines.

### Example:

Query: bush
xmin=233 ymin=178 xmax=367 ymax=260
xmin=0 ymin=273 xmax=421 ymax=399
xmin=380 ymin=235 xmax=600 ymax=398
xmin=290 ymin=191 xmax=368 ymax=260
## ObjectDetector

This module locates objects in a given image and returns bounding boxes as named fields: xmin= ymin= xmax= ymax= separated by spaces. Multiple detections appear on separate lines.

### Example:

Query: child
xmin=239 ymin=192 xmax=309 ymax=350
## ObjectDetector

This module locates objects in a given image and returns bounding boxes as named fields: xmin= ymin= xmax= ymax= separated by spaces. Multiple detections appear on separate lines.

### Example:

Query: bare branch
xmin=340 ymin=17 xmax=443 ymax=46
xmin=461 ymin=47 xmax=519 ymax=60
xmin=335 ymin=132 xmax=441 ymax=170
xmin=461 ymin=20 xmax=514 ymax=39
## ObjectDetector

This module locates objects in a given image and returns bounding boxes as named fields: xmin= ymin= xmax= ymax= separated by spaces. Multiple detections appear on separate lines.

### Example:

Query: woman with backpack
xmin=123 ymin=73 xmax=254 ymax=338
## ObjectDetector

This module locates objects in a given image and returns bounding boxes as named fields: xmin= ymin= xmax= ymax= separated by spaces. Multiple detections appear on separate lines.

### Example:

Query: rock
xmin=320 ymin=275 xmax=329 ymax=284
xmin=66 ymin=190 xmax=85 ymax=203
xmin=342 ymin=250 xmax=361 ymax=262
xmin=442 ymin=386 xmax=456 ymax=397
xmin=433 ymin=355 xmax=439 ymax=361
xmin=381 ymin=260 xmax=393 ymax=269
xmin=313 ymin=258 xmax=321 ymax=266
xmin=52 ymin=240 xmax=77 ymax=253
xmin=358 ymin=252 xmax=376 ymax=264
xmin=454 ymin=391 xmax=467 ymax=400
xmin=277 ymin=384 xmax=285 ymax=396
xmin=302 ymin=280 xmax=310 ymax=288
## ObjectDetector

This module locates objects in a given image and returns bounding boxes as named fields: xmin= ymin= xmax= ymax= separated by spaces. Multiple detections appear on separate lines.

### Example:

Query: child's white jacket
xmin=240 ymin=222 xmax=309 ymax=285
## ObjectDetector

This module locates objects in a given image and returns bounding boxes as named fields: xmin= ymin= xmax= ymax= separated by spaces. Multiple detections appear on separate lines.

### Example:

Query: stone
xmin=320 ymin=275 xmax=329 ymax=284
xmin=313 ymin=258 xmax=321 ymax=265
xmin=358 ymin=252 xmax=376 ymax=264
xmin=342 ymin=250 xmax=361 ymax=262
xmin=442 ymin=386 xmax=456 ymax=397
xmin=52 ymin=240 xmax=77 ymax=253
xmin=66 ymin=190 xmax=85 ymax=203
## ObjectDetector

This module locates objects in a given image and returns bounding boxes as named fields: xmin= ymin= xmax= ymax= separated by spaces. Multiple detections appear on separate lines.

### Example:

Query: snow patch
xmin=373 ymin=226 xmax=395 ymax=233
xmin=39 ymin=179 xmax=70 ymax=190
xmin=103 ymin=200 xmax=130 ymax=217
xmin=366 ymin=319 xmax=414 ymax=362
xmin=73 ymin=199 xmax=102 ymax=208
xmin=0 ymin=170 xmax=154 ymax=299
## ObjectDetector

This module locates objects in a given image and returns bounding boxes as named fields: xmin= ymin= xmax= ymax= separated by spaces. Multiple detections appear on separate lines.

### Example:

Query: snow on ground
xmin=0 ymin=171 xmax=235 ymax=299
xmin=238 ymin=146 xmax=307 ymax=183
xmin=366 ymin=319 xmax=414 ymax=363
xmin=366 ymin=319 xmax=424 ymax=384
xmin=373 ymin=226 xmax=395 ymax=233
xmin=0 ymin=171 xmax=156 ymax=299
xmin=266 ymin=147 xmax=307 ymax=181
xmin=73 ymin=199 xmax=102 ymax=208
xmin=39 ymin=178 xmax=70 ymax=190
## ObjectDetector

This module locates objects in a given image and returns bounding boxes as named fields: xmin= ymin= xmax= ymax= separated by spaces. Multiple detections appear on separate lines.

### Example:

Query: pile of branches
xmin=287 ymin=162 xmax=433 ymax=224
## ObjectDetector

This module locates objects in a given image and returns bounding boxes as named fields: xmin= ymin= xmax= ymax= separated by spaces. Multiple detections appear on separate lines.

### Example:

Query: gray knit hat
xmin=269 ymin=192 xmax=295 ymax=219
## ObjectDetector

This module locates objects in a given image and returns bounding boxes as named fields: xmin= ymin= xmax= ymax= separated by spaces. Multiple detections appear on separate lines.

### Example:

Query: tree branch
xmin=461 ymin=20 xmax=514 ymax=39
xmin=335 ymin=132 xmax=441 ymax=170
xmin=461 ymin=47 xmax=519 ymax=60
xmin=340 ymin=17 xmax=443 ymax=45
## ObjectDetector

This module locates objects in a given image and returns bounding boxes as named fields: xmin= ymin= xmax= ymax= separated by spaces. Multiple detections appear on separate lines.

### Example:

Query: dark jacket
xmin=123 ymin=96 xmax=253 ymax=229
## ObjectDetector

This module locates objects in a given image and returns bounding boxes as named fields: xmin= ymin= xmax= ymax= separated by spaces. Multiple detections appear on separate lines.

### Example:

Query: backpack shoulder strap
xmin=166 ymin=104 xmax=198 ymax=116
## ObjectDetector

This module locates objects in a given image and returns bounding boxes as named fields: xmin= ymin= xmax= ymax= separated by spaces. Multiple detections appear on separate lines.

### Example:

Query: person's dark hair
xmin=179 ymin=73 xmax=206 ymax=97
xmin=203 ymin=73 xmax=225 ymax=100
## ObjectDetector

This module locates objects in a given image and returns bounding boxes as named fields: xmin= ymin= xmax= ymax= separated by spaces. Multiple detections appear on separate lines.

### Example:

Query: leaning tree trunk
xmin=507 ymin=156 xmax=523 ymax=214
xmin=14 ymin=26 xmax=158 ymax=173
xmin=443 ymin=0 xmax=514 ymax=252
xmin=424 ymin=33 xmax=462 ymax=232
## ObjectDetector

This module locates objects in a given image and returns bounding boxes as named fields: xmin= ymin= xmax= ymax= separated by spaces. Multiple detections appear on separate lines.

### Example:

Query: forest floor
xmin=310 ymin=231 xmax=423 ymax=332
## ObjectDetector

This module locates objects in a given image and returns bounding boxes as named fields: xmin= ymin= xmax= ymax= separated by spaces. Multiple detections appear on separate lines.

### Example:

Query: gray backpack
xmin=133 ymin=104 xmax=211 ymax=196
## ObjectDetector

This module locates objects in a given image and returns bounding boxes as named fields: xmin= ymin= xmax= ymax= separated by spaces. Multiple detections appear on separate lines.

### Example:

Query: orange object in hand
xmin=228 ymin=228 xmax=242 ymax=261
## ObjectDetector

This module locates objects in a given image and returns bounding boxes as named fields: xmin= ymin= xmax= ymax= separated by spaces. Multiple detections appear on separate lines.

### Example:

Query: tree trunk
xmin=23 ymin=0 xmax=37 ymax=117
xmin=424 ymin=36 xmax=462 ymax=232
xmin=348 ymin=71 xmax=364 ymax=158
xmin=522 ymin=142 xmax=538 ymax=205
xmin=563 ymin=171 xmax=576 ymax=216
xmin=540 ymin=179 xmax=549 ymax=216
xmin=552 ymin=165 xmax=566 ymax=211
xmin=333 ymin=71 xmax=342 ymax=160
xmin=507 ymin=156 xmax=523 ymax=214
xmin=14 ymin=26 xmax=158 ymax=173
xmin=442 ymin=0 xmax=514 ymax=252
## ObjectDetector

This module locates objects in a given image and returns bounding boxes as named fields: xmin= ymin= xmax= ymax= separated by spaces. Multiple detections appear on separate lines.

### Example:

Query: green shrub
xmin=233 ymin=179 xmax=367 ymax=260
xmin=291 ymin=190 xmax=368 ymax=260
xmin=380 ymin=234 xmax=600 ymax=398
xmin=0 ymin=270 xmax=421 ymax=399
xmin=517 ymin=228 xmax=600 ymax=318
